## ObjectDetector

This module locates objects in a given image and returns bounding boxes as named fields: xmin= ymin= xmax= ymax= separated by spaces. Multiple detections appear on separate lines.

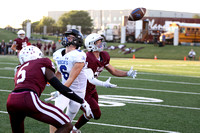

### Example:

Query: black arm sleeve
xmin=48 ymin=77 xmax=84 ymax=104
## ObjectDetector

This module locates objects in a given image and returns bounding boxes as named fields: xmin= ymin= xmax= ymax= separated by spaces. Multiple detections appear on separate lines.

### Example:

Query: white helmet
xmin=18 ymin=46 xmax=43 ymax=65
xmin=17 ymin=30 xmax=25 ymax=39
xmin=85 ymin=33 xmax=106 ymax=52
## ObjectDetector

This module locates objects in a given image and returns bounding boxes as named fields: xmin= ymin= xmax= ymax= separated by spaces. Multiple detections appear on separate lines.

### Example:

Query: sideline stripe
xmin=117 ymin=86 xmax=200 ymax=95
xmin=0 ymin=110 xmax=179 ymax=133
xmin=99 ymin=76 xmax=200 ymax=86
xmin=0 ymin=111 xmax=7 ymax=114
xmin=1 ymin=75 xmax=200 ymax=86
xmin=72 ymin=120 xmax=179 ymax=133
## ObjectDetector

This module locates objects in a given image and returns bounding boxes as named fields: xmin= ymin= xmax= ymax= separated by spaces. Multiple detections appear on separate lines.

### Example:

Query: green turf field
xmin=0 ymin=55 xmax=200 ymax=133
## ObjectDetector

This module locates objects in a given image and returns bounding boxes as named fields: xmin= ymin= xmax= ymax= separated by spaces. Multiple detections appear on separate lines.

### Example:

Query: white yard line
xmin=117 ymin=86 xmax=200 ymax=95
xmin=99 ymin=76 xmax=200 ymax=85
xmin=1 ymin=75 xmax=200 ymax=86
xmin=0 ymin=110 xmax=179 ymax=133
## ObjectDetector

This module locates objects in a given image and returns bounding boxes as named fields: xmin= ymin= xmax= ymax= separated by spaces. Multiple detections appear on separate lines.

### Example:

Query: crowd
xmin=0 ymin=39 xmax=57 ymax=56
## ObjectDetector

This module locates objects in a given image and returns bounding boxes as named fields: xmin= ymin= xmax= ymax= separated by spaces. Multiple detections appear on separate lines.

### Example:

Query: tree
xmin=38 ymin=16 xmax=56 ymax=33
xmin=193 ymin=14 xmax=200 ymax=18
xmin=22 ymin=19 xmax=31 ymax=30
xmin=57 ymin=10 xmax=93 ymax=34
xmin=31 ymin=21 xmax=40 ymax=33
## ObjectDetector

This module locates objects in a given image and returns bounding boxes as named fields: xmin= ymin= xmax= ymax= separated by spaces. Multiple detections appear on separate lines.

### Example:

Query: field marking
xmin=0 ymin=62 xmax=17 ymax=65
xmin=1 ymin=89 xmax=200 ymax=111
xmin=117 ymin=86 xmax=200 ymax=95
xmin=99 ymin=76 xmax=200 ymax=86
xmin=73 ymin=120 xmax=180 ymax=133
xmin=0 ymin=110 xmax=179 ymax=133
xmin=1 ymin=75 xmax=200 ymax=86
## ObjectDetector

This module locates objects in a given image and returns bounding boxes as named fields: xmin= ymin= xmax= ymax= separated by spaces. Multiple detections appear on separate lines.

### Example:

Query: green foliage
xmin=193 ymin=14 xmax=200 ymax=18
xmin=22 ymin=19 xmax=31 ymax=29
xmin=39 ymin=16 xmax=56 ymax=27
xmin=57 ymin=10 xmax=93 ymax=34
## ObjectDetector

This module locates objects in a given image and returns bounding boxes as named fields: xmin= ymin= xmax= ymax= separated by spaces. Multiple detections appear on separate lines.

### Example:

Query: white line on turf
xmin=99 ymin=76 xmax=200 ymax=85
xmin=1 ymin=75 xmax=200 ymax=86
xmin=81 ymin=121 xmax=180 ymax=133
xmin=0 ymin=110 xmax=179 ymax=133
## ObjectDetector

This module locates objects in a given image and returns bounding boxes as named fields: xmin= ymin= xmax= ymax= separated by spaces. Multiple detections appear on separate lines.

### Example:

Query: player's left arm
xmin=64 ymin=62 xmax=84 ymax=87
xmin=105 ymin=64 xmax=128 ymax=77
xmin=105 ymin=64 xmax=137 ymax=78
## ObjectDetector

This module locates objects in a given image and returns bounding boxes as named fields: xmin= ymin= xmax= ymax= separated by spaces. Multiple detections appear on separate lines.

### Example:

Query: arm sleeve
xmin=85 ymin=68 xmax=104 ymax=86
xmin=48 ymin=77 xmax=84 ymax=104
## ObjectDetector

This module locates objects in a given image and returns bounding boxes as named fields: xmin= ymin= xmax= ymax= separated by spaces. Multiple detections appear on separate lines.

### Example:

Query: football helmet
xmin=17 ymin=30 xmax=25 ymax=39
xmin=61 ymin=29 xmax=83 ymax=49
xmin=85 ymin=33 xmax=106 ymax=52
xmin=18 ymin=46 xmax=43 ymax=65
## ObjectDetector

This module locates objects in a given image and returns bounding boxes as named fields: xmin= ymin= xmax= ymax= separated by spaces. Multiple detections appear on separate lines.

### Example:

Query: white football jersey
xmin=53 ymin=48 xmax=87 ymax=92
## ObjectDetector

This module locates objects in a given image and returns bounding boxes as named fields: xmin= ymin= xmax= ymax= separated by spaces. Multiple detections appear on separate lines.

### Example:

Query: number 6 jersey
xmin=53 ymin=48 xmax=87 ymax=92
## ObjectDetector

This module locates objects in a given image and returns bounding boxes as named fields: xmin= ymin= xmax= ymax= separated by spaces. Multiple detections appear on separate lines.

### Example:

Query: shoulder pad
xmin=53 ymin=48 xmax=65 ymax=60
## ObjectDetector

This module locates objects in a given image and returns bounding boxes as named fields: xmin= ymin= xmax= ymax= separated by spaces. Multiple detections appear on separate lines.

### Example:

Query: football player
xmin=50 ymin=29 xmax=117 ymax=133
xmin=11 ymin=30 xmax=31 ymax=53
xmin=72 ymin=33 xmax=137 ymax=133
xmin=6 ymin=46 xmax=92 ymax=133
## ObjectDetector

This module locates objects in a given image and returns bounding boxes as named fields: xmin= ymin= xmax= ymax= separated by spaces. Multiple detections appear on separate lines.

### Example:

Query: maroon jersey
xmin=86 ymin=51 xmax=110 ymax=93
xmin=14 ymin=58 xmax=55 ymax=97
xmin=13 ymin=37 xmax=29 ymax=50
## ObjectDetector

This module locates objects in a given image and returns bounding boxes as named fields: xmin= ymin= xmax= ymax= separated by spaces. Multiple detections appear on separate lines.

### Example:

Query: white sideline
xmin=1 ymin=75 xmax=200 ymax=86
xmin=99 ymin=76 xmax=200 ymax=85
xmin=0 ymin=110 xmax=179 ymax=133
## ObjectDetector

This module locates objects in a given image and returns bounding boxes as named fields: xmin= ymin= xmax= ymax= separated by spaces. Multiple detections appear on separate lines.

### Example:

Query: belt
xmin=12 ymin=88 xmax=38 ymax=95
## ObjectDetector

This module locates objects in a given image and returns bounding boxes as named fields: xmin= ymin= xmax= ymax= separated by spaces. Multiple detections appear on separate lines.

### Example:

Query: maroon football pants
xmin=7 ymin=91 xmax=70 ymax=133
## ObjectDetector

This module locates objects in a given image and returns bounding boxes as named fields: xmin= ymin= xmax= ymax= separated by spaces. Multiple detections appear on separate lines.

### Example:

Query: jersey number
xmin=60 ymin=65 xmax=69 ymax=80
xmin=17 ymin=63 xmax=29 ymax=84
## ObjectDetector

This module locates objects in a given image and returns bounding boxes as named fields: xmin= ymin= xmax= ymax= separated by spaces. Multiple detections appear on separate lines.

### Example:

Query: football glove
xmin=81 ymin=100 xmax=94 ymax=118
xmin=127 ymin=66 xmax=137 ymax=79
xmin=102 ymin=77 xmax=117 ymax=88
xmin=44 ymin=91 xmax=60 ymax=101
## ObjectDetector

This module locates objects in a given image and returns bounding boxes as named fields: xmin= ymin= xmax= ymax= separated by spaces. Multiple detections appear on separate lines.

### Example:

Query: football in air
xmin=128 ymin=8 xmax=146 ymax=21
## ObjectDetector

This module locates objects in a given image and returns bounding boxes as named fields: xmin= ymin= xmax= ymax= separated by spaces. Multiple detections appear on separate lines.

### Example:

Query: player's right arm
xmin=45 ymin=67 xmax=92 ymax=117
xmin=45 ymin=67 xmax=83 ymax=103
xmin=11 ymin=43 xmax=17 ymax=51
xmin=55 ymin=70 xmax=61 ymax=80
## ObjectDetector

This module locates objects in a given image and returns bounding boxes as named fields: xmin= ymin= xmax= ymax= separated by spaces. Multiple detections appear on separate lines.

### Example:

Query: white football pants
xmin=54 ymin=91 xmax=86 ymax=121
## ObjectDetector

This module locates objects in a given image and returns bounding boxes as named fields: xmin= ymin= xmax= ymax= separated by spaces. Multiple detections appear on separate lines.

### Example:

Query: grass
xmin=0 ymin=55 xmax=200 ymax=133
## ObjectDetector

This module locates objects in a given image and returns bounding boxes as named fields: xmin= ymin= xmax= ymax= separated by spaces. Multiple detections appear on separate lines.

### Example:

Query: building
xmin=48 ymin=9 xmax=200 ymax=30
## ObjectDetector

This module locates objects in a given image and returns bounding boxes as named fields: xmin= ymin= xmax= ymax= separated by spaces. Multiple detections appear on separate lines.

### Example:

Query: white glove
xmin=81 ymin=100 xmax=94 ymax=118
xmin=44 ymin=91 xmax=60 ymax=101
xmin=102 ymin=77 xmax=117 ymax=88
xmin=127 ymin=66 xmax=137 ymax=79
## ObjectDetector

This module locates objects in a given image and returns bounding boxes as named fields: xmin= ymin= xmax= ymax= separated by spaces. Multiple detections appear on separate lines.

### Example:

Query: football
xmin=128 ymin=8 xmax=146 ymax=21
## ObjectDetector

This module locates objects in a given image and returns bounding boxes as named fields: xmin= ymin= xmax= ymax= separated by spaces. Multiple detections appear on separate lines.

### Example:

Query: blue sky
xmin=0 ymin=0 xmax=199 ymax=28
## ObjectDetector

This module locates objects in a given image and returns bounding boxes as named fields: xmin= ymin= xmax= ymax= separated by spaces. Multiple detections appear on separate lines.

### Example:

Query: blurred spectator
xmin=51 ymin=41 xmax=56 ymax=53
xmin=188 ymin=49 xmax=196 ymax=60
xmin=162 ymin=34 xmax=166 ymax=46
xmin=47 ymin=42 xmax=51 ymax=56
xmin=43 ymin=42 xmax=47 ymax=56
xmin=1 ymin=40 xmax=6 ymax=55
xmin=7 ymin=40 xmax=14 ymax=55
xmin=31 ymin=42 xmax=36 ymax=46
xmin=36 ymin=41 xmax=42 ymax=50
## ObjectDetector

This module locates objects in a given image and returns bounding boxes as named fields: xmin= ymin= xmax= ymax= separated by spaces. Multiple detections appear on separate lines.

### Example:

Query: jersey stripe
xmin=30 ymin=92 xmax=70 ymax=125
